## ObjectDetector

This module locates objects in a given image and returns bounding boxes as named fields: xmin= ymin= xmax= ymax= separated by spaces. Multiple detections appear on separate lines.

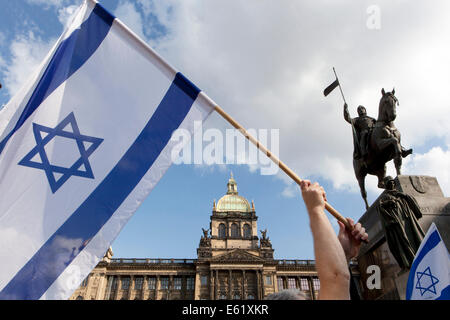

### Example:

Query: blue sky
xmin=1 ymin=0 xmax=449 ymax=260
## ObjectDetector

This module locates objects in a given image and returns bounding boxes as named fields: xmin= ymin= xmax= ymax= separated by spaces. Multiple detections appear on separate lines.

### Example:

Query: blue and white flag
xmin=406 ymin=223 xmax=450 ymax=300
xmin=0 ymin=0 xmax=216 ymax=299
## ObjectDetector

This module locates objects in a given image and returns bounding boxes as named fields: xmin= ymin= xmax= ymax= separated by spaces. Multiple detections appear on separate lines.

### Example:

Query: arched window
xmin=218 ymin=223 xmax=226 ymax=239
xmin=243 ymin=224 xmax=251 ymax=238
xmin=76 ymin=295 xmax=83 ymax=300
xmin=231 ymin=223 xmax=239 ymax=238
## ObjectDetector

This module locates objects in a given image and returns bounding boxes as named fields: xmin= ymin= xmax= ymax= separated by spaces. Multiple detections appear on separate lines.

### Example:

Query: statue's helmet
xmin=357 ymin=105 xmax=367 ymax=116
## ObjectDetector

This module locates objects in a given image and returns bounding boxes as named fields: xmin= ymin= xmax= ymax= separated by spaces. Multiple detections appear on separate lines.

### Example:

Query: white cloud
xmin=403 ymin=146 xmax=450 ymax=196
xmin=2 ymin=32 xmax=56 ymax=97
xmin=4 ymin=1 xmax=449 ymax=202
xmin=140 ymin=0 xmax=450 ymax=198
xmin=57 ymin=5 xmax=80 ymax=28
xmin=114 ymin=0 xmax=147 ymax=42
xmin=281 ymin=183 xmax=299 ymax=198
xmin=26 ymin=0 xmax=66 ymax=9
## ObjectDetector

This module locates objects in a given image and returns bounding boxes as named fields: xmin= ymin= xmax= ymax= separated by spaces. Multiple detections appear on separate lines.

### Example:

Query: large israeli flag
xmin=0 ymin=0 xmax=216 ymax=299
xmin=406 ymin=223 xmax=450 ymax=300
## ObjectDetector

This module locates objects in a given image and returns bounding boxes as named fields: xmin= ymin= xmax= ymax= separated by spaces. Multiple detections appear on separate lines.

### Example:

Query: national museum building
xmin=70 ymin=175 xmax=358 ymax=300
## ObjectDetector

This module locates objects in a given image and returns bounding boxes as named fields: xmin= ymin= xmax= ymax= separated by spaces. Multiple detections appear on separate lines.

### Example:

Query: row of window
xmin=200 ymin=275 xmax=260 ymax=286
xmin=217 ymin=293 xmax=255 ymax=300
xmin=218 ymin=223 xmax=252 ymax=238
xmin=201 ymin=276 xmax=257 ymax=286
xmin=107 ymin=276 xmax=195 ymax=291
xmin=104 ymin=276 xmax=318 ymax=291
xmin=276 ymin=277 xmax=320 ymax=291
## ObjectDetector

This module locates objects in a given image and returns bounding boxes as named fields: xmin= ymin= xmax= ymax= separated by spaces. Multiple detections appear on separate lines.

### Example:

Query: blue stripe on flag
xmin=436 ymin=285 xmax=450 ymax=300
xmin=0 ymin=73 xmax=200 ymax=300
xmin=0 ymin=3 xmax=114 ymax=154
xmin=405 ymin=230 xmax=441 ymax=300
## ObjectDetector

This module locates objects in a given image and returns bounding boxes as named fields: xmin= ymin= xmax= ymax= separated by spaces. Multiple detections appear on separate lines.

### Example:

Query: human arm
xmin=337 ymin=218 xmax=368 ymax=263
xmin=343 ymin=103 xmax=352 ymax=124
xmin=300 ymin=180 xmax=350 ymax=300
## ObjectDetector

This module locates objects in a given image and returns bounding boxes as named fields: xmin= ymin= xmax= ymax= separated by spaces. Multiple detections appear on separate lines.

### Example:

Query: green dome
xmin=216 ymin=194 xmax=251 ymax=212
xmin=215 ymin=173 xmax=252 ymax=213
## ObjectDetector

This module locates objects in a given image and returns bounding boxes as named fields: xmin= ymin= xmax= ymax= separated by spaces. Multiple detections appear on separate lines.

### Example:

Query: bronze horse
xmin=354 ymin=88 xmax=412 ymax=209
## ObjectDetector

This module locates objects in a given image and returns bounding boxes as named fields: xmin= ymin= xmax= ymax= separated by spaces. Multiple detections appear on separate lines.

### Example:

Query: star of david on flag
xmin=415 ymin=266 xmax=439 ymax=296
xmin=0 ymin=0 xmax=216 ymax=300
xmin=18 ymin=112 xmax=103 ymax=193
xmin=406 ymin=223 xmax=450 ymax=300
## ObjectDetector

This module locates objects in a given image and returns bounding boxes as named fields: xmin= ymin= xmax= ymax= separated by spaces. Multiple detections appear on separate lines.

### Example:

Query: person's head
xmin=357 ymin=105 xmax=367 ymax=117
xmin=264 ymin=289 xmax=306 ymax=300
xmin=384 ymin=176 xmax=396 ymax=190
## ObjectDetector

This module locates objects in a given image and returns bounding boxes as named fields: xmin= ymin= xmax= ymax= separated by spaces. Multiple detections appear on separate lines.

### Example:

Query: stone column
xmin=228 ymin=270 xmax=232 ymax=299
xmin=168 ymin=275 xmax=173 ymax=300
xmin=156 ymin=275 xmax=160 ymax=300
xmin=194 ymin=272 xmax=201 ymax=300
xmin=210 ymin=270 xmax=214 ymax=300
xmin=142 ymin=276 xmax=148 ymax=300
xmin=83 ymin=274 xmax=93 ymax=300
xmin=274 ymin=274 xmax=279 ymax=292
xmin=114 ymin=275 xmax=120 ymax=300
xmin=308 ymin=277 xmax=315 ymax=300
xmin=96 ymin=273 xmax=107 ymax=300
xmin=181 ymin=275 xmax=185 ymax=300
xmin=215 ymin=270 xmax=219 ymax=300
xmin=128 ymin=275 xmax=134 ymax=300
xmin=261 ymin=271 xmax=265 ymax=298
xmin=239 ymin=221 xmax=242 ymax=238
xmin=241 ymin=270 xmax=246 ymax=299
xmin=256 ymin=271 xmax=262 ymax=300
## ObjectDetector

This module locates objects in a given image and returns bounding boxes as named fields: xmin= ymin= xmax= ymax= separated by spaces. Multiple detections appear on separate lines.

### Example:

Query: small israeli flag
xmin=0 ymin=0 xmax=216 ymax=299
xmin=406 ymin=223 xmax=450 ymax=300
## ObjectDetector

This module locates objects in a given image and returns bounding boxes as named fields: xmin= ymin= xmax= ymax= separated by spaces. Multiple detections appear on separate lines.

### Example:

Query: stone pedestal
xmin=356 ymin=175 xmax=450 ymax=300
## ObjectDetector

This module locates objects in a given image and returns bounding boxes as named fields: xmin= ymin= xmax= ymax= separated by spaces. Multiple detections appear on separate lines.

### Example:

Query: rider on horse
xmin=344 ymin=104 xmax=376 ymax=160
xmin=343 ymin=89 xmax=413 ymax=209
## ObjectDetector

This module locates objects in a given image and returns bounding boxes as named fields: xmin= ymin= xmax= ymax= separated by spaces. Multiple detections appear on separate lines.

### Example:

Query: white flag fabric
xmin=0 ymin=0 xmax=216 ymax=299
xmin=406 ymin=223 xmax=450 ymax=300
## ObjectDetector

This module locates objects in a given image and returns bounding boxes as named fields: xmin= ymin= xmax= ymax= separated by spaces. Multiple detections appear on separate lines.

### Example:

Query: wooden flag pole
xmin=333 ymin=67 xmax=347 ymax=104
xmin=333 ymin=67 xmax=361 ymax=153
xmin=212 ymin=103 xmax=356 ymax=233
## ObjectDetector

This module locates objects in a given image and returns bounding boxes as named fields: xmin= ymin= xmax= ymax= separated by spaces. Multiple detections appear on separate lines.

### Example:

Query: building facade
xmin=71 ymin=175 xmax=355 ymax=300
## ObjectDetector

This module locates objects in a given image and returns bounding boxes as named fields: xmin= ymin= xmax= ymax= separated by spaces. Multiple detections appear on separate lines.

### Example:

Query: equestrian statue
xmin=344 ymin=88 xmax=412 ymax=209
